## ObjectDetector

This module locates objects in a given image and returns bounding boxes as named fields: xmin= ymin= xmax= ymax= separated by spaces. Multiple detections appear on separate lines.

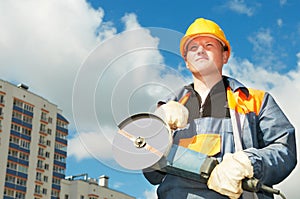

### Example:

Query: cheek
xmin=185 ymin=52 xmax=193 ymax=61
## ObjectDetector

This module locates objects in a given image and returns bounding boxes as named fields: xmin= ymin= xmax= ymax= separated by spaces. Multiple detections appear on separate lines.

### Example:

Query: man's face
xmin=185 ymin=36 xmax=228 ymax=76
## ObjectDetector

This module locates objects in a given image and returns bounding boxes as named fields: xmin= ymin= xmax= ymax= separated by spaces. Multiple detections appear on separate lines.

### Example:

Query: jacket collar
xmin=184 ymin=76 xmax=250 ymax=98
xmin=224 ymin=76 xmax=249 ymax=97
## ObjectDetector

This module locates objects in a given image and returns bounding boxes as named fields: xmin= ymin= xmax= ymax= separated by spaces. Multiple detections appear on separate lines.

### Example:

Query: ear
xmin=185 ymin=61 xmax=190 ymax=69
xmin=222 ymin=51 xmax=229 ymax=64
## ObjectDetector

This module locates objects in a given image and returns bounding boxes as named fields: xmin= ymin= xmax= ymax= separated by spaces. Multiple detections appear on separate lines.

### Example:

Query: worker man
xmin=143 ymin=18 xmax=297 ymax=199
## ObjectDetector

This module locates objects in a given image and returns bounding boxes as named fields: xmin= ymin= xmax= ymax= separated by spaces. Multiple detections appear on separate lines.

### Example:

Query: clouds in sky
xmin=0 ymin=0 xmax=106 ymax=123
xmin=71 ymin=14 xmax=187 ymax=170
xmin=1 ymin=0 xmax=299 ymax=198
xmin=225 ymin=0 xmax=257 ymax=16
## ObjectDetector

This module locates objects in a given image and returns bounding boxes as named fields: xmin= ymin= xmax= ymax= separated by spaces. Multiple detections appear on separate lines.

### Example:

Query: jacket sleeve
xmin=244 ymin=92 xmax=297 ymax=185
xmin=143 ymin=169 xmax=166 ymax=185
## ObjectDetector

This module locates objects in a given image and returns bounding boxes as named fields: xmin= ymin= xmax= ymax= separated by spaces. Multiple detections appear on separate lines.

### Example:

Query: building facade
xmin=0 ymin=80 xmax=68 ymax=199
xmin=60 ymin=174 xmax=135 ymax=199
xmin=0 ymin=79 xmax=136 ymax=199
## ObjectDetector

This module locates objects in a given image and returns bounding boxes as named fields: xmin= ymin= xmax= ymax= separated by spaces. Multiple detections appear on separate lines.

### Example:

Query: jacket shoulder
xmin=227 ymin=86 xmax=266 ymax=115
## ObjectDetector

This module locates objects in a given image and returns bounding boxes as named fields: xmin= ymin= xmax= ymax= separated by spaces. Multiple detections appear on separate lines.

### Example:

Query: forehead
xmin=187 ymin=36 xmax=220 ymax=45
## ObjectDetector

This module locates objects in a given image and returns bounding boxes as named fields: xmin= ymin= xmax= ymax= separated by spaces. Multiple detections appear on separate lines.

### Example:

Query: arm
xmin=143 ymin=169 xmax=166 ymax=185
xmin=244 ymin=92 xmax=297 ymax=185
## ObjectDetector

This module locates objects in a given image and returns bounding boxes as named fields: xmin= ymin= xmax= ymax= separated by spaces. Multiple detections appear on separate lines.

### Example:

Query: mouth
xmin=195 ymin=56 xmax=208 ymax=62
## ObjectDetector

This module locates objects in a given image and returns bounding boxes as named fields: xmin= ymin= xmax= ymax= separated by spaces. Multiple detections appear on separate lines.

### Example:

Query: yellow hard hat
xmin=180 ymin=18 xmax=231 ymax=58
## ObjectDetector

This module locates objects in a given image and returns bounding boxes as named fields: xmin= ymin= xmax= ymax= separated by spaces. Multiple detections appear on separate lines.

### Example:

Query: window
xmin=39 ymin=135 xmax=45 ymax=145
xmin=57 ymin=120 xmax=68 ymax=128
xmin=15 ymin=191 xmax=25 ymax=199
xmin=16 ymin=178 xmax=26 ymax=186
xmin=54 ymin=154 xmax=66 ymax=163
xmin=11 ymin=123 xmax=21 ymax=132
xmin=44 ymin=163 xmax=49 ymax=170
xmin=55 ymin=143 xmax=67 ymax=152
xmin=0 ymin=95 xmax=4 ymax=104
xmin=65 ymin=194 xmax=69 ymax=199
xmin=24 ymin=103 xmax=33 ymax=112
xmin=19 ymin=152 xmax=29 ymax=161
xmin=53 ymin=165 xmax=65 ymax=174
xmin=7 ymin=161 xmax=17 ymax=170
xmin=56 ymin=131 xmax=67 ymax=139
xmin=52 ymin=177 xmax=60 ymax=185
xmin=40 ymin=124 xmax=46 ymax=133
xmin=10 ymin=136 xmax=19 ymax=144
xmin=5 ymin=175 xmax=15 ymax=183
xmin=36 ymin=172 xmax=42 ymax=181
xmin=42 ymin=188 xmax=47 ymax=195
xmin=21 ymin=127 xmax=31 ymax=136
xmin=51 ymin=189 xmax=59 ymax=197
xmin=13 ymin=99 xmax=23 ymax=108
xmin=41 ymin=112 xmax=47 ymax=121
xmin=35 ymin=185 xmax=41 ymax=194
xmin=38 ymin=148 xmax=44 ymax=157
xmin=48 ymin=117 xmax=53 ymax=124
xmin=43 ymin=175 xmax=48 ymax=182
xmin=37 ymin=160 xmax=43 ymax=169
xmin=20 ymin=139 xmax=30 ymax=149
xmin=23 ymin=115 xmax=32 ymax=124
xmin=8 ymin=149 xmax=18 ymax=157
xmin=4 ymin=188 xmax=14 ymax=197
xmin=12 ymin=111 xmax=22 ymax=120
xmin=18 ymin=165 xmax=28 ymax=174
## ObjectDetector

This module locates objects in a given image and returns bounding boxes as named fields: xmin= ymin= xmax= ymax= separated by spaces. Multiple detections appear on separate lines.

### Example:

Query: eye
xmin=205 ymin=42 xmax=214 ymax=48
xmin=188 ymin=44 xmax=199 ymax=52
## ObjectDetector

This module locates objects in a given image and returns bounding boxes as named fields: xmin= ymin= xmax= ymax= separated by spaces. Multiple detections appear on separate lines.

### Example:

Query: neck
xmin=193 ymin=73 xmax=222 ymax=102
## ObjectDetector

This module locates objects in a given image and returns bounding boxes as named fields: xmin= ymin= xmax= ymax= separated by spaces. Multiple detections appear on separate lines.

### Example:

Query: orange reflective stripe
xmin=178 ymin=134 xmax=221 ymax=156
xmin=227 ymin=88 xmax=265 ymax=115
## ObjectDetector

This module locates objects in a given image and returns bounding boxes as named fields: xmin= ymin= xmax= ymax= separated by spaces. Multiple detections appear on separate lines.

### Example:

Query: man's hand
xmin=154 ymin=101 xmax=189 ymax=130
xmin=207 ymin=151 xmax=254 ymax=199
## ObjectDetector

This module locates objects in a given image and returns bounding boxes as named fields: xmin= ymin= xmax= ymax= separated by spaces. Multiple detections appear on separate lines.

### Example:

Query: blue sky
xmin=1 ymin=0 xmax=300 ymax=198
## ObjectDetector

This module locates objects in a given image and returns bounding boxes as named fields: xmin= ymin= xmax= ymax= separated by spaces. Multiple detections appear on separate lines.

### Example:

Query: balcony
xmin=5 ymin=182 xmax=26 ymax=192
xmin=54 ymin=148 xmax=67 ymax=157
xmin=52 ymin=171 xmax=65 ymax=179
xmin=55 ymin=136 xmax=67 ymax=145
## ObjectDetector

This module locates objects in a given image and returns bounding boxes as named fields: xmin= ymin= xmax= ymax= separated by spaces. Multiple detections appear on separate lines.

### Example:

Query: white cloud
xmin=249 ymin=28 xmax=273 ymax=49
xmin=139 ymin=186 xmax=158 ymax=199
xmin=280 ymin=0 xmax=287 ymax=6
xmin=277 ymin=18 xmax=283 ymax=27
xmin=0 ymin=0 xmax=187 ymax=168
xmin=113 ymin=181 xmax=125 ymax=189
xmin=122 ymin=13 xmax=141 ymax=30
xmin=71 ymin=24 xmax=187 ymax=169
xmin=226 ymin=0 xmax=255 ymax=16
xmin=67 ymin=129 xmax=114 ymax=161
xmin=247 ymin=28 xmax=287 ymax=71
xmin=0 ymin=0 xmax=109 ymax=124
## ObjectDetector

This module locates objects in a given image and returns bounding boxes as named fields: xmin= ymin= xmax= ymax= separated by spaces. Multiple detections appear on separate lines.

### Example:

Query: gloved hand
xmin=154 ymin=101 xmax=189 ymax=130
xmin=207 ymin=151 xmax=254 ymax=199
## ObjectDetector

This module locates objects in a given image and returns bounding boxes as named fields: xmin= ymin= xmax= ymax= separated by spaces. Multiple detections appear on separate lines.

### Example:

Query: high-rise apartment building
xmin=0 ymin=79 xmax=69 ymax=199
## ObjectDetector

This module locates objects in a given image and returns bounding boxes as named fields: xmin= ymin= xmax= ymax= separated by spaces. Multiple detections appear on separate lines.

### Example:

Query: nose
xmin=196 ymin=45 xmax=205 ymax=54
